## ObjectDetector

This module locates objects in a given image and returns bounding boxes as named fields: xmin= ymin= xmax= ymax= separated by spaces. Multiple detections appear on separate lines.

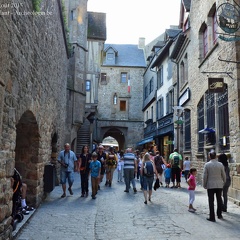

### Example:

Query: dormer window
xmin=107 ymin=53 xmax=114 ymax=61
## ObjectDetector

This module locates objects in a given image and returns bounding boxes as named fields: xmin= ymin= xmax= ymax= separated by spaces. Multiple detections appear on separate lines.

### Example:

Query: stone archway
xmin=102 ymin=128 xmax=125 ymax=151
xmin=15 ymin=110 xmax=40 ymax=207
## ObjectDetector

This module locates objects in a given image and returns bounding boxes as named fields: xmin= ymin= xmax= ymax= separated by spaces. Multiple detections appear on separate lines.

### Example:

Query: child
xmin=89 ymin=152 xmax=101 ymax=199
xmin=187 ymin=168 xmax=197 ymax=212
xmin=117 ymin=152 xmax=124 ymax=182
xmin=164 ymin=164 xmax=171 ymax=188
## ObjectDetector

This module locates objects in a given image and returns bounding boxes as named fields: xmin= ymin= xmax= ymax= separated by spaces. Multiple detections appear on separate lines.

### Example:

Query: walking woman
xmin=78 ymin=145 xmax=92 ymax=197
xmin=141 ymin=153 xmax=158 ymax=204
xmin=218 ymin=153 xmax=231 ymax=212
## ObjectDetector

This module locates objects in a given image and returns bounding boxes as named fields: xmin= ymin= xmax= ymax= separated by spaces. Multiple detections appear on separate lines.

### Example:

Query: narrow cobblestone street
xmin=15 ymin=172 xmax=240 ymax=240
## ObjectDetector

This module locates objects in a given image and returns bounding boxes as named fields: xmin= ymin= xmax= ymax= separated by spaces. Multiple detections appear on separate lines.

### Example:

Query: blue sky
xmin=88 ymin=0 xmax=181 ymax=44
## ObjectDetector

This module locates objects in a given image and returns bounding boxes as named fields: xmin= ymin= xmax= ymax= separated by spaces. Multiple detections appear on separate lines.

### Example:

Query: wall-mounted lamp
xmin=223 ymin=136 xmax=226 ymax=146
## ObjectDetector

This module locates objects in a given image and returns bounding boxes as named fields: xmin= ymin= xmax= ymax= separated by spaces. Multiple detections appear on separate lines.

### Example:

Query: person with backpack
xmin=140 ymin=153 xmax=158 ymax=204
xmin=169 ymin=148 xmax=183 ymax=188
xmin=154 ymin=151 xmax=166 ymax=187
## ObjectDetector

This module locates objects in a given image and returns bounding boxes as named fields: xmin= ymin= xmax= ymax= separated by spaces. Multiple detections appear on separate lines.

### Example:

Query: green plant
xmin=32 ymin=0 xmax=42 ymax=12
xmin=61 ymin=0 xmax=72 ymax=54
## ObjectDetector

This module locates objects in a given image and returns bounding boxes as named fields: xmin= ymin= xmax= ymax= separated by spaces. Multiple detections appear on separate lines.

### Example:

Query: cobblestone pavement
xmin=15 ymin=172 xmax=240 ymax=240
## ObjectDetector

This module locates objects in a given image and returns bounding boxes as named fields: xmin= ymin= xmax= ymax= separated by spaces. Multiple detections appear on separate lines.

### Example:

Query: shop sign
xmin=208 ymin=78 xmax=224 ymax=93
xmin=217 ymin=2 xmax=240 ymax=41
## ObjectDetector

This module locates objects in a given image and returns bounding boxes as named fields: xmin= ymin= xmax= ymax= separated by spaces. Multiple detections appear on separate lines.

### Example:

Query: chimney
xmin=138 ymin=37 xmax=145 ymax=49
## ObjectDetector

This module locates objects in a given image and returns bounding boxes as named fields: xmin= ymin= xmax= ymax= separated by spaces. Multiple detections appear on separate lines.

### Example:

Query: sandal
xmin=68 ymin=187 xmax=73 ymax=195
xmin=61 ymin=193 xmax=66 ymax=198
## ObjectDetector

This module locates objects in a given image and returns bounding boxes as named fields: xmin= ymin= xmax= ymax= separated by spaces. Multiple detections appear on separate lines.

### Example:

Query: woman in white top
xmin=183 ymin=157 xmax=191 ymax=182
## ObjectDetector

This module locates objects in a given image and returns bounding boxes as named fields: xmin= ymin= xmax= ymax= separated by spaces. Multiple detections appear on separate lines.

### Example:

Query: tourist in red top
xmin=187 ymin=168 xmax=197 ymax=212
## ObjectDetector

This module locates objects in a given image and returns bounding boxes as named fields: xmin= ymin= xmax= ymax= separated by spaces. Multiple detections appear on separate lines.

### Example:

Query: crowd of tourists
xmin=58 ymin=143 xmax=230 ymax=221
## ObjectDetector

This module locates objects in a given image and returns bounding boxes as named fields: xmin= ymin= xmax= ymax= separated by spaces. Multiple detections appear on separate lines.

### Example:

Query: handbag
xmin=154 ymin=178 xmax=160 ymax=191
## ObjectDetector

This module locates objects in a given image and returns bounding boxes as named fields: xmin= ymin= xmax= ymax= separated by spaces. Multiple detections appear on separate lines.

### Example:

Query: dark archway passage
xmin=15 ymin=110 xmax=40 ymax=206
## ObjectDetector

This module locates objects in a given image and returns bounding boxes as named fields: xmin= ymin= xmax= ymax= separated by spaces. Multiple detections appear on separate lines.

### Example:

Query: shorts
xmin=142 ymin=175 xmax=154 ymax=191
xmin=60 ymin=171 xmax=74 ymax=185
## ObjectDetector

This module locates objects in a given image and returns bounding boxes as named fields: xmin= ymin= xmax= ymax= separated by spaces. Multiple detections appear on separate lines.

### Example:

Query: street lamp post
xmin=173 ymin=106 xmax=184 ymax=151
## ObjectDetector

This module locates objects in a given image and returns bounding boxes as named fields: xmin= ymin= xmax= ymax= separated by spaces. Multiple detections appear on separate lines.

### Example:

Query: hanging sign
xmin=217 ymin=2 xmax=240 ymax=41
xmin=208 ymin=78 xmax=224 ymax=93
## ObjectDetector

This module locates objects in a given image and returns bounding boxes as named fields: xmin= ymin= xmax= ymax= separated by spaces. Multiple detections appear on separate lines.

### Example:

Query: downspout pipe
xmin=171 ymin=58 xmax=180 ymax=151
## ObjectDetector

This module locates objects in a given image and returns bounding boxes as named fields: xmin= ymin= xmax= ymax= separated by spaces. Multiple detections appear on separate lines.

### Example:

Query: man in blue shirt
xmin=89 ymin=152 xmax=101 ymax=199
xmin=58 ymin=143 xmax=78 ymax=198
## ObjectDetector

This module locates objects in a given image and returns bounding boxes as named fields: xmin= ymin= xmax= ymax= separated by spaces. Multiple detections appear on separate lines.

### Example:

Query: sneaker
xmin=133 ymin=188 xmax=137 ymax=193
xmin=188 ymin=208 xmax=195 ymax=213
xmin=124 ymin=190 xmax=129 ymax=193
xmin=21 ymin=208 xmax=30 ymax=215
xmin=23 ymin=206 xmax=34 ymax=211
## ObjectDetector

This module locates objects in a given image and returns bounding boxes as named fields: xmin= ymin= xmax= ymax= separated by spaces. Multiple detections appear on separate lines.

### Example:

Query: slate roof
xmin=103 ymin=44 xmax=146 ymax=67
xmin=165 ymin=29 xmax=182 ymax=39
xmin=151 ymin=41 xmax=165 ymax=51
xmin=183 ymin=0 xmax=191 ymax=12
xmin=87 ymin=12 xmax=106 ymax=41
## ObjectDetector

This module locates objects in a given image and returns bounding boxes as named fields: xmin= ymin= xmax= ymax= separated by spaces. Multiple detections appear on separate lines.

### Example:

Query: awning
xmin=136 ymin=136 xmax=154 ymax=146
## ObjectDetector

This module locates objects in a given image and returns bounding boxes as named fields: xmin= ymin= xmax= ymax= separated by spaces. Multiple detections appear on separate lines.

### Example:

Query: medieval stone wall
xmin=0 ymin=0 xmax=68 ymax=238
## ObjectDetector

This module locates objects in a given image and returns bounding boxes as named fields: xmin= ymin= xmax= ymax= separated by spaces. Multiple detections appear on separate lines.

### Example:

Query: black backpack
xmin=172 ymin=155 xmax=180 ymax=168
xmin=144 ymin=161 xmax=154 ymax=177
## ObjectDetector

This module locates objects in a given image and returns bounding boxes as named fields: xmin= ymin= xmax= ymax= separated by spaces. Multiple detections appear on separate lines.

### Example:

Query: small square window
xmin=121 ymin=73 xmax=127 ymax=83
xmin=101 ymin=73 xmax=107 ymax=84
xmin=120 ymin=100 xmax=126 ymax=111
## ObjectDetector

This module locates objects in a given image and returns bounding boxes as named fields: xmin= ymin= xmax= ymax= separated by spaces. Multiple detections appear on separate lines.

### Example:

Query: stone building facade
xmin=96 ymin=42 xmax=146 ymax=150
xmin=0 ymin=0 xmax=69 ymax=238
xmin=64 ymin=0 xmax=88 ymax=151
xmin=171 ymin=0 xmax=240 ymax=204
xmin=76 ymin=11 xmax=106 ymax=154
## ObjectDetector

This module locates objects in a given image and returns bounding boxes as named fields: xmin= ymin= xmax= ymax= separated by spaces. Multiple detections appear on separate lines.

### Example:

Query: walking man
xmin=203 ymin=150 xmax=226 ymax=222
xmin=169 ymin=148 xmax=183 ymax=188
xmin=58 ymin=143 xmax=78 ymax=198
xmin=123 ymin=148 xmax=137 ymax=193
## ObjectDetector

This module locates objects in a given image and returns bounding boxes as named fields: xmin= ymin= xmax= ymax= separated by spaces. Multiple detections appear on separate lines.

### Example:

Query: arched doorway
xmin=15 ymin=110 xmax=40 ymax=207
xmin=102 ymin=128 xmax=125 ymax=151
xmin=102 ymin=136 xmax=119 ymax=151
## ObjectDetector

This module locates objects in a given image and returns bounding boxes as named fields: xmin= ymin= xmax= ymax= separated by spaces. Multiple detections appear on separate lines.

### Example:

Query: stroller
xmin=11 ymin=168 xmax=24 ymax=231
